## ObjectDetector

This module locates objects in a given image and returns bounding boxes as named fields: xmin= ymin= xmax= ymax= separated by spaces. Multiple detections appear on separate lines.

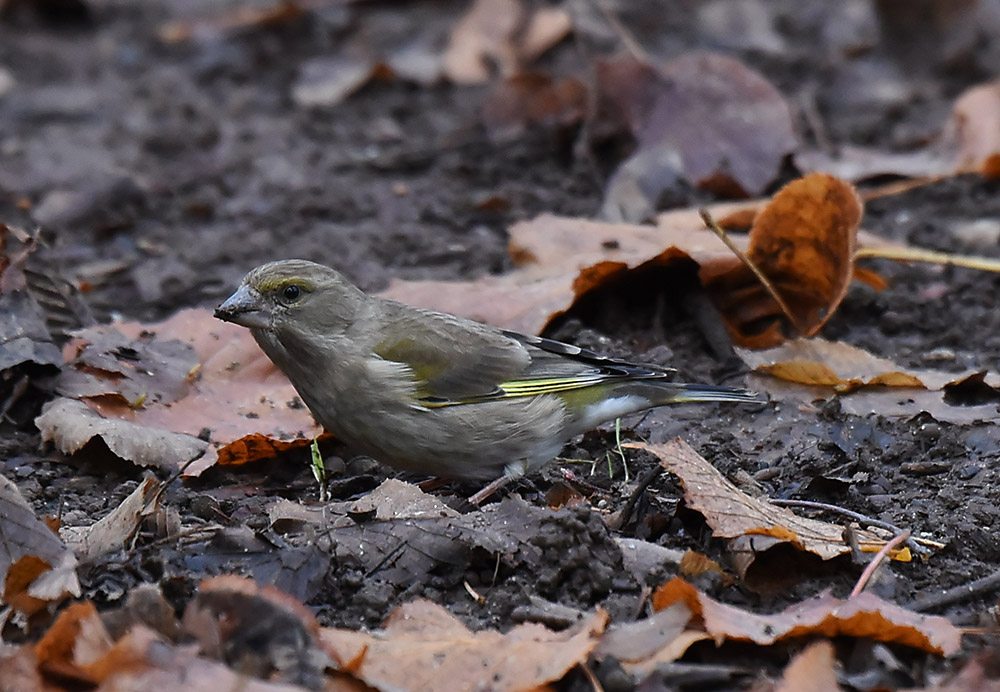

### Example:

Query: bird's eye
xmin=281 ymin=284 xmax=301 ymax=302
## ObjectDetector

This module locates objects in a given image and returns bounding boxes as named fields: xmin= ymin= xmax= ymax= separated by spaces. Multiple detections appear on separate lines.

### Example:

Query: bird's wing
xmin=372 ymin=302 xmax=532 ymax=403
xmin=372 ymin=300 xmax=674 ymax=407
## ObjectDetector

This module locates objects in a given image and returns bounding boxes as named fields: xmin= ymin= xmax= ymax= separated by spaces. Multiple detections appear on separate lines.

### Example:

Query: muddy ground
xmin=3 ymin=0 xmax=1000 ymax=689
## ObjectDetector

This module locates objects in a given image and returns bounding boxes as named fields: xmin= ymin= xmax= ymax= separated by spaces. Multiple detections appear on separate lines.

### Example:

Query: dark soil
xmin=3 ymin=0 xmax=1000 ymax=688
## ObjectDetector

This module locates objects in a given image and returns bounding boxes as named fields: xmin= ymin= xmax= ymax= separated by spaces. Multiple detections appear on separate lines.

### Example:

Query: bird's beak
xmin=215 ymin=284 xmax=271 ymax=329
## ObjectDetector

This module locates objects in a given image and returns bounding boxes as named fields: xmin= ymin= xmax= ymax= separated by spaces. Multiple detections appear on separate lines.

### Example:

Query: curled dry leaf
xmin=381 ymin=204 xmax=753 ymax=335
xmin=652 ymin=577 xmax=961 ymax=656
xmin=385 ymin=176 xmax=867 ymax=350
xmin=701 ymin=173 xmax=863 ymax=348
xmin=61 ymin=476 xmax=159 ymax=560
xmin=738 ymin=338 xmax=1000 ymax=424
xmin=628 ymin=439 xmax=903 ymax=576
xmin=320 ymin=599 xmax=608 ymax=692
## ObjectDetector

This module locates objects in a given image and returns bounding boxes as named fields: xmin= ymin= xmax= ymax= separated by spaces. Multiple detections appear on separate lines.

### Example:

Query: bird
xmin=215 ymin=259 xmax=760 ymax=501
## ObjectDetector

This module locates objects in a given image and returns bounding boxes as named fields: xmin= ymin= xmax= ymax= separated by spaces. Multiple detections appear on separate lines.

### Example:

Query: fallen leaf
xmin=61 ymin=476 xmax=159 ymax=560
xmin=441 ymin=0 xmax=522 ymax=84
xmin=737 ymin=338 xmax=999 ymax=392
xmin=738 ymin=338 xmax=1000 ymax=424
xmin=321 ymin=599 xmax=607 ymax=692
xmin=652 ymin=577 xmax=961 ymax=655
xmin=0 ymin=473 xmax=81 ymax=616
xmin=481 ymin=71 xmax=587 ymax=141
xmin=182 ymin=575 xmax=326 ymax=684
xmin=34 ymin=601 xmax=112 ymax=684
xmin=291 ymin=55 xmax=378 ymax=108
xmin=346 ymin=478 xmax=460 ymax=520
xmin=593 ymin=602 xmax=710 ymax=671
xmin=37 ymin=309 xmax=323 ymax=474
xmin=595 ymin=51 xmax=798 ymax=218
xmin=36 ymin=397 xmax=209 ymax=471
xmin=945 ymin=78 xmax=1000 ymax=176
xmin=702 ymin=173 xmax=863 ymax=348
xmin=628 ymin=439 xmax=899 ymax=575
xmin=774 ymin=640 xmax=842 ymax=692
xmin=381 ymin=205 xmax=752 ymax=334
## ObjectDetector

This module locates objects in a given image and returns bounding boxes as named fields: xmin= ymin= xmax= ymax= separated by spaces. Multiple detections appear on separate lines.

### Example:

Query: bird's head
xmin=214 ymin=259 xmax=366 ymax=336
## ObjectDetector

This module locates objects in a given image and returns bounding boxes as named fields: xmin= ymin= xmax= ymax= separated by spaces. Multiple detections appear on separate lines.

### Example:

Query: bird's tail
xmin=668 ymin=382 xmax=765 ymax=404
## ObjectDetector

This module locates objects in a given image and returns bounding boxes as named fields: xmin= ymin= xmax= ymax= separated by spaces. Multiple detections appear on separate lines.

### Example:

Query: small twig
xmin=769 ymin=499 xmax=941 ymax=554
xmin=150 ymin=453 xmax=205 ymax=511
xmin=607 ymin=466 xmax=662 ymax=531
xmin=910 ymin=568 xmax=1000 ymax=613
xmin=855 ymin=243 xmax=1000 ymax=274
xmin=578 ymin=661 xmax=606 ymax=692
xmin=588 ymin=0 xmax=649 ymax=63
xmin=699 ymin=208 xmax=806 ymax=336
xmin=850 ymin=530 xmax=910 ymax=598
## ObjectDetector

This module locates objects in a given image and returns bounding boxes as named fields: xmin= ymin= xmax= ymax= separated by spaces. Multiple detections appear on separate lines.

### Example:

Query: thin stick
xmin=769 ymin=499 xmax=942 ymax=553
xmin=578 ymin=662 xmax=606 ymax=692
xmin=588 ymin=0 xmax=649 ymax=63
xmin=699 ymin=208 xmax=806 ymax=335
xmin=910 ymin=568 xmax=1000 ymax=612
xmin=850 ymin=530 xmax=910 ymax=598
xmin=855 ymin=244 xmax=1000 ymax=274
xmin=607 ymin=466 xmax=662 ymax=531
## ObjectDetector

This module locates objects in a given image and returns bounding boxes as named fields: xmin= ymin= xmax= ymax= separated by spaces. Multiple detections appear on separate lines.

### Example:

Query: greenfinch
xmin=215 ymin=260 xmax=759 ymax=490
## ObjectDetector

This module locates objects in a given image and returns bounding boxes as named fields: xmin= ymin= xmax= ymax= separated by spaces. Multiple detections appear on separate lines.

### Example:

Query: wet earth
xmin=2 ymin=0 xmax=1000 ymax=689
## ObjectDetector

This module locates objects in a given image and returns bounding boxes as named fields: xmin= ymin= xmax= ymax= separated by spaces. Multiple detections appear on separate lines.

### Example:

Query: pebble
xmin=922 ymin=347 xmax=956 ymax=363
xmin=957 ymin=464 xmax=981 ymax=481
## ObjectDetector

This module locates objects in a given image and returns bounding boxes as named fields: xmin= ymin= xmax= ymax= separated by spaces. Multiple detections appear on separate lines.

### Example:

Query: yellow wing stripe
xmin=499 ymin=375 xmax=607 ymax=396
xmin=417 ymin=374 xmax=613 ymax=407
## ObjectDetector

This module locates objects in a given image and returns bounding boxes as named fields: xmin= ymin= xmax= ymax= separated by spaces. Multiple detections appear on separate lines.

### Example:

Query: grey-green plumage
xmin=215 ymin=260 xmax=760 ymax=482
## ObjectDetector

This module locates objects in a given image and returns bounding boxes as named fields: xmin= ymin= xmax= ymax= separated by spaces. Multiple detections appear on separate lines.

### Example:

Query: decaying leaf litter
xmin=3 ymin=0 xmax=1000 ymax=690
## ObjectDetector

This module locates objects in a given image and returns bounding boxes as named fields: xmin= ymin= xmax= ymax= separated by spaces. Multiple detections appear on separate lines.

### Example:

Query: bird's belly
xmin=322 ymin=394 xmax=569 ymax=480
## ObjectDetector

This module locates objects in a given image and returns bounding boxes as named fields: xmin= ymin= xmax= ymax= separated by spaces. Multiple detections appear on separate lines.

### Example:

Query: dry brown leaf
xmin=946 ymin=78 xmax=1000 ymax=175
xmin=481 ymin=72 xmax=587 ymax=141
xmin=442 ymin=0 xmax=522 ymax=84
xmin=38 ymin=309 xmax=322 ymax=474
xmin=594 ymin=51 xmax=797 ymax=218
xmin=702 ymin=173 xmax=863 ymax=348
xmin=518 ymin=6 xmax=572 ymax=62
xmin=183 ymin=575 xmax=324 ymax=677
xmin=291 ymin=55 xmax=378 ymax=109
xmin=739 ymin=338 xmax=1000 ymax=424
xmin=346 ymin=478 xmax=460 ymax=520
xmin=774 ymin=641 xmax=842 ymax=692
xmin=0 ymin=473 xmax=81 ymax=615
xmin=652 ymin=577 xmax=961 ymax=656
xmin=61 ymin=476 xmax=159 ymax=560
xmin=36 ymin=397 xmax=209 ymax=472
xmin=593 ymin=602 xmax=711 ymax=672
xmin=442 ymin=0 xmax=570 ymax=85
xmin=737 ymin=338 xmax=1000 ymax=393
xmin=34 ymin=601 xmax=112 ymax=684
xmin=320 ymin=599 xmax=608 ymax=692
xmin=381 ymin=205 xmax=751 ymax=334
xmin=627 ymin=439 xmax=898 ymax=575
